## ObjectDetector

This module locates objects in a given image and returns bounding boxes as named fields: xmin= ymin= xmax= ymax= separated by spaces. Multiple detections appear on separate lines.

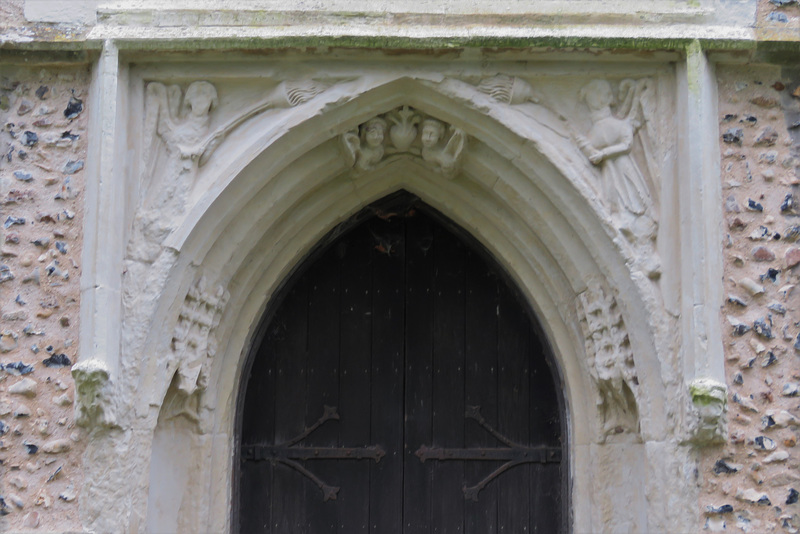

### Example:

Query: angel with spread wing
xmin=574 ymin=78 xmax=656 ymax=238
xmin=341 ymin=117 xmax=388 ymax=173
xmin=420 ymin=118 xmax=467 ymax=178
xmin=142 ymin=81 xmax=217 ymax=217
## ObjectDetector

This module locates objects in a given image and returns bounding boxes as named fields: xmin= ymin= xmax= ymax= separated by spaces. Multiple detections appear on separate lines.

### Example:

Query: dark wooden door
xmin=238 ymin=193 xmax=564 ymax=533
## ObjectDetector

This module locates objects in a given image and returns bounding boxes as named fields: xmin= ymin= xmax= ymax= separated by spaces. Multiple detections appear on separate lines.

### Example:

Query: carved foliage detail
xmin=576 ymin=283 xmax=639 ymax=439
xmin=341 ymin=106 xmax=467 ymax=178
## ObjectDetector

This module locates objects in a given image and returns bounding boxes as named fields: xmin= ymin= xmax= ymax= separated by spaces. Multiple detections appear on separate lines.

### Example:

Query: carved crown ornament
xmin=340 ymin=106 xmax=468 ymax=178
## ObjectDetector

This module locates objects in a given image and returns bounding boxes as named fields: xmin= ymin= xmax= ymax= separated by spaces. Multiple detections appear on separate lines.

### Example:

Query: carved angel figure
xmin=420 ymin=118 xmax=467 ymax=178
xmin=341 ymin=117 xmax=388 ymax=172
xmin=143 ymin=81 xmax=217 ymax=217
xmin=575 ymin=79 xmax=655 ymax=236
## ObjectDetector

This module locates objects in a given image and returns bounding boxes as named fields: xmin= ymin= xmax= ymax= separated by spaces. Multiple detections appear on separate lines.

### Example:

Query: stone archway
xmin=78 ymin=70 xmax=695 ymax=534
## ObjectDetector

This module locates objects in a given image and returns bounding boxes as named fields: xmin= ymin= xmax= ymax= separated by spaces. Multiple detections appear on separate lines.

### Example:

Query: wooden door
xmin=238 ymin=193 xmax=564 ymax=533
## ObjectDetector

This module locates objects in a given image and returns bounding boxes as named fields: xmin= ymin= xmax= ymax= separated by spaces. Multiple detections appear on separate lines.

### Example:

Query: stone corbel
xmin=686 ymin=377 xmax=727 ymax=447
xmin=71 ymin=359 xmax=118 ymax=431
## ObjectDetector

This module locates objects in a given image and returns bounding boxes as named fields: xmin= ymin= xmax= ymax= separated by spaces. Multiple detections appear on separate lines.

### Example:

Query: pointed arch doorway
xmin=237 ymin=191 xmax=566 ymax=533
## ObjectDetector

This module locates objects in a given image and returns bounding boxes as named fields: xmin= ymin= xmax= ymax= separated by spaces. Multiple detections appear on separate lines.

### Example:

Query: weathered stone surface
xmin=41 ymin=439 xmax=70 ymax=454
xmin=8 ymin=378 xmax=36 ymax=397
xmin=736 ymin=488 xmax=771 ymax=505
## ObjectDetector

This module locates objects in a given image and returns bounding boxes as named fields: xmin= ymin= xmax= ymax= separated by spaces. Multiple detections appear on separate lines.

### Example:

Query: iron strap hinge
xmin=242 ymin=445 xmax=385 ymax=462
xmin=414 ymin=444 xmax=561 ymax=464
xmin=414 ymin=405 xmax=562 ymax=501
xmin=240 ymin=405 xmax=384 ymax=502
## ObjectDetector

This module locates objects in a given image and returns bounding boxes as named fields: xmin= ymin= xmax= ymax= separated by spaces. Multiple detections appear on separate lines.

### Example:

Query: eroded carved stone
xmin=162 ymin=276 xmax=229 ymax=422
xmin=687 ymin=378 xmax=727 ymax=446
xmin=198 ymin=79 xmax=332 ymax=166
xmin=476 ymin=75 xmax=540 ymax=105
xmin=572 ymin=78 xmax=659 ymax=244
xmin=576 ymin=283 xmax=640 ymax=440
xmin=341 ymin=105 xmax=467 ymax=178
xmin=71 ymin=359 xmax=117 ymax=430
xmin=129 ymin=81 xmax=219 ymax=265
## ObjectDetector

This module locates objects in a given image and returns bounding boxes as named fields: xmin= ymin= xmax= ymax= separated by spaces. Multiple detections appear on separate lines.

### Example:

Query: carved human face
xmin=184 ymin=82 xmax=218 ymax=117
xmin=421 ymin=122 xmax=443 ymax=148
xmin=582 ymin=79 xmax=613 ymax=112
xmin=365 ymin=123 xmax=385 ymax=147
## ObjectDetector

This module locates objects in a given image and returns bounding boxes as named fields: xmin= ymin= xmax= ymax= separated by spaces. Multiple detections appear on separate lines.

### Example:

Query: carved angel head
xmin=421 ymin=119 xmax=445 ymax=148
xmin=183 ymin=81 xmax=218 ymax=118
xmin=361 ymin=117 xmax=387 ymax=148
xmin=579 ymin=79 xmax=614 ymax=113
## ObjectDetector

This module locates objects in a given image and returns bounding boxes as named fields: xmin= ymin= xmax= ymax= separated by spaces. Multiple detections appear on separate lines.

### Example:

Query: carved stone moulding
xmin=340 ymin=105 xmax=467 ymax=178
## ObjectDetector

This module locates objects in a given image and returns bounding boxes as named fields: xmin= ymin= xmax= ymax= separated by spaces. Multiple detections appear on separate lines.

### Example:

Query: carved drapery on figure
xmin=131 ymin=79 xmax=333 ymax=265
xmin=161 ymin=276 xmax=230 ymax=422
xmin=129 ymin=81 xmax=219 ymax=264
xmin=341 ymin=106 xmax=467 ymax=178
xmin=576 ymin=283 xmax=640 ymax=440
xmin=570 ymin=78 xmax=659 ymax=244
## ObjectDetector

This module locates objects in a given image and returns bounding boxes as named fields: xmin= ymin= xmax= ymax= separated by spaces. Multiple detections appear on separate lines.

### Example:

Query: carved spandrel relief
xmin=576 ymin=283 xmax=640 ymax=440
xmin=131 ymin=80 xmax=333 ymax=264
xmin=198 ymin=80 xmax=332 ymax=166
xmin=162 ymin=276 xmax=229 ymax=422
xmin=341 ymin=106 xmax=467 ymax=178
xmin=572 ymin=79 xmax=659 ymax=240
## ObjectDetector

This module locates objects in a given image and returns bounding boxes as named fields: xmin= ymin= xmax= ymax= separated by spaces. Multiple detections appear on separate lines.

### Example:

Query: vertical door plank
xmin=496 ymin=282 xmax=531 ymax=533
xmin=305 ymin=251 xmax=342 ymax=532
xmin=238 ymin=318 xmax=279 ymax=533
xmin=369 ymin=217 xmax=405 ymax=534
xmin=464 ymin=249 xmax=499 ymax=534
xmin=338 ymin=227 xmax=374 ymax=533
xmin=272 ymin=278 xmax=310 ymax=533
xmin=431 ymin=224 xmax=466 ymax=534
xmin=403 ymin=212 xmax=435 ymax=534
xmin=529 ymin=337 xmax=563 ymax=532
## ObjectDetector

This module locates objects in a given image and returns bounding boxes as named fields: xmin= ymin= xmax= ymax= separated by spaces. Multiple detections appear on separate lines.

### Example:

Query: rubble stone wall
xmin=700 ymin=63 xmax=800 ymax=533
xmin=0 ymin=65 xmax=89 ymax=532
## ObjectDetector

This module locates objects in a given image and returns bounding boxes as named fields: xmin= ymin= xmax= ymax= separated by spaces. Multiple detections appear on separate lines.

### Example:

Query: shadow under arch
xmin=139 ymin=76 xmax=674 ymax=533
xmin=234 ymin=190 xmax=569 ymax=532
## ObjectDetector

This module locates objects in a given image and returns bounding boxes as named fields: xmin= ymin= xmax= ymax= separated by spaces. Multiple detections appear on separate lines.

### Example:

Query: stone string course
xmin=0 ymin=66 xmax=88 ymax=533
xmin=701 ymin=64 xmax=800 ymax=533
